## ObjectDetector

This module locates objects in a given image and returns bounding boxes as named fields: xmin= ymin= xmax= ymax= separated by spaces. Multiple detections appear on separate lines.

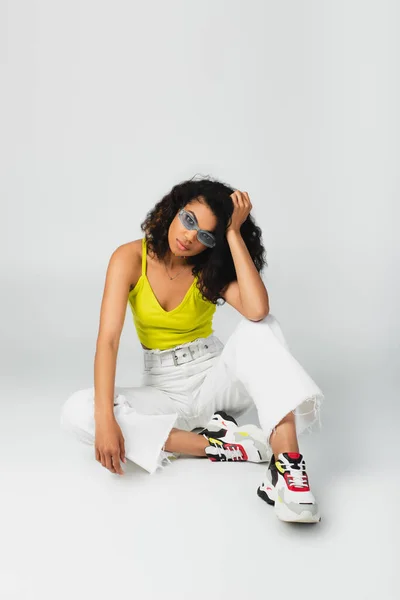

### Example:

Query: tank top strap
xmin=141 ymin=237 xmax=147 ymax=276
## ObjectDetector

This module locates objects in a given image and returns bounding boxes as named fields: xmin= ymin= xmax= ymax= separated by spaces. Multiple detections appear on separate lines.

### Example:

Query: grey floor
xmin=1 ymin=345 xmax=398 ymax=600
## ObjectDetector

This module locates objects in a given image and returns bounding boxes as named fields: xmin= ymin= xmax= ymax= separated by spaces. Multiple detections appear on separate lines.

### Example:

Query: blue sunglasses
xmin=178 ymin=209 xmax=216 ymax=248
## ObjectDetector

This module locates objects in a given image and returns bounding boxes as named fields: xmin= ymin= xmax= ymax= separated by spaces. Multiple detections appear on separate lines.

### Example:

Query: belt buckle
xmin=172 ymin=345 xmax=195 ymax=366
xmin=172 ymin=348 xmax=182 ymax=366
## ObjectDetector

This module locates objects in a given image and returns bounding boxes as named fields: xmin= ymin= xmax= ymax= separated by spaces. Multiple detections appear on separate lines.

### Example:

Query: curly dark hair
xmin=140 ymin=175 xmax=268 ymax=305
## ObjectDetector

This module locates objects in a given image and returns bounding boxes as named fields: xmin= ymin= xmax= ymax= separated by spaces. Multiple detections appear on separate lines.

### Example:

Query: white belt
xmin=143 ymin=336 xmax=223 ymax=369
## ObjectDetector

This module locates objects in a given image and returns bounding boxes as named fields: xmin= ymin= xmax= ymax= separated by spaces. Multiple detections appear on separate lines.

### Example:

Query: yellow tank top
xmin=128 ymin=237 xmax=217 ymax=350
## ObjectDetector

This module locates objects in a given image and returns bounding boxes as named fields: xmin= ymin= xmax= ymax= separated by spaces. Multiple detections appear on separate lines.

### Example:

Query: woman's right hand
xmin=94 ymin=416 xmax=126 ymax=475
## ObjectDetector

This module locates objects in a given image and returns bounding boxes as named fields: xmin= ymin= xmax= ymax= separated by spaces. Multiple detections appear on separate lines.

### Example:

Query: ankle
xmin=271 ymin=449 xmax=300 ymax=459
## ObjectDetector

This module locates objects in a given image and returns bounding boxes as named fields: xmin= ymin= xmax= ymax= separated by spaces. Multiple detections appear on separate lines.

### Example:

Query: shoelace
xmin=283 ymin=464 xmax=309 ymax=488
xmin=214 ymin=443 xmax=244 ymax=460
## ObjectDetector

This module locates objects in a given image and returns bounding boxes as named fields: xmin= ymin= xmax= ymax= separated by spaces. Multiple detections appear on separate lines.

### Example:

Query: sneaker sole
xmin=274 ymin=501 xmax=321 ymax=523
xmin=257 ymin=486 xmax=321 ymax=523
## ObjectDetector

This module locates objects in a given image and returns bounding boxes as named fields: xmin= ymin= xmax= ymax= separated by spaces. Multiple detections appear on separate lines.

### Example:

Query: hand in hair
xmin=227 ymin=191 xmax=253 ymax=233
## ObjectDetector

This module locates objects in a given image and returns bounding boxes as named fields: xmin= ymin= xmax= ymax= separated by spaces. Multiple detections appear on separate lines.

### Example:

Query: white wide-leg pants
xmin=60 ymin=313 xmax=324 ymax=474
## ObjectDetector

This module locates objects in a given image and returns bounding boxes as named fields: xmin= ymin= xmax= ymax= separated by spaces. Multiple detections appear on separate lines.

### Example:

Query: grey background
xmin=1 ymin=1 xmax=398 ymax=599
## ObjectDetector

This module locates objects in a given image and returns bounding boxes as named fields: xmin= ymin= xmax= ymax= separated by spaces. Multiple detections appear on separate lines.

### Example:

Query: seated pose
xmin=60 ymin=176 xmax=324 ymax=524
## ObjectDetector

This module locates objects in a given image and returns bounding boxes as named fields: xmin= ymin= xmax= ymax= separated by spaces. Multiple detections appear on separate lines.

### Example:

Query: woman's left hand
xmin=227 ymin=190 xmax=253 ymax=233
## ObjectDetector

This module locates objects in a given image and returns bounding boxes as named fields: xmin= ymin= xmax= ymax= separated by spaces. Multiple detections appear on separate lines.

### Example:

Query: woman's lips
xmin=177 ymin=239 xmax=189 ymax=250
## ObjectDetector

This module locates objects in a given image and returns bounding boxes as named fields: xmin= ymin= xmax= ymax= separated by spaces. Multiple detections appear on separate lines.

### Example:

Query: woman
xmin=60 ymin=176 xmax=324 ymax=524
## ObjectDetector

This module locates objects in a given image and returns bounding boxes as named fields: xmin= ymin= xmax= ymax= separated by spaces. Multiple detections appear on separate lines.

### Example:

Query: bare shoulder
xmin=111 ymin=238 xmax=143 ymax=291
xmin=95 ymin=239 xmax=144 ymax=348
xmin=118 ymin=238 xmax=142 ymax=261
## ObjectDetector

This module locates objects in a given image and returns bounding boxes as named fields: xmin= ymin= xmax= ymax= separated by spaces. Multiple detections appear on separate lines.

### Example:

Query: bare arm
xmin=221 ymin=230 xmax=269 ymax=321
xmin=94 ymin=344 xmax=119 ymax=421
xmin=94 ymin=242 xmax=140 ymax=422
xmin=220 ymin=190 xmax=269 ymax=321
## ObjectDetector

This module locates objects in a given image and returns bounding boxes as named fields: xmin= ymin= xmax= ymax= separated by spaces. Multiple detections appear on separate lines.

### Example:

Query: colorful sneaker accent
xmin=198 ymin=411 xmax=239 ymax=440
xmin=257 ymin=452 xmax=321 ymax=523
xmin=200 ymin=412 xmax=271 ymax=463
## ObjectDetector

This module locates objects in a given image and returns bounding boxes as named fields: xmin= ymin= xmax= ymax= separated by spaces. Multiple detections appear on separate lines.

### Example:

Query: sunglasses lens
xmin=181 ymin=212 xmax=195 ymax=228
xmin=198 ymin=232 xmax=215 ymax=247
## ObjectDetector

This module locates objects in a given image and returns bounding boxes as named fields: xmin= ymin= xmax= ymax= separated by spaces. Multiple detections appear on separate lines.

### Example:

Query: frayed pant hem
xmin=151 ymin=416 xmax=181 ymax=474
xmin=265 ymin=393 xmax=324 ymax=449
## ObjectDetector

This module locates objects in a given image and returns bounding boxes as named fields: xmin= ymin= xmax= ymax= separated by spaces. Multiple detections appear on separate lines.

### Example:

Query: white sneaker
xmin=197 ymin=410 xmax=239 ymax=440
xmin=200 ymin=411 xmax=271 ymax=463
xmin=257 ymin=452 xmax=321 ymax=523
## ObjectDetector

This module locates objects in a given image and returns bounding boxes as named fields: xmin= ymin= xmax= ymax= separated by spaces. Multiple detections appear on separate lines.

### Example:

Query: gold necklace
xmin=163 ymin=258 xmax=187 ymax=280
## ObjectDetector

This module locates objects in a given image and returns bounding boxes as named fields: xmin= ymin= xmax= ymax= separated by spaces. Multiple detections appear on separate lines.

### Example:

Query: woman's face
xmin=168 ymin=199 xmax=218 ymax=257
